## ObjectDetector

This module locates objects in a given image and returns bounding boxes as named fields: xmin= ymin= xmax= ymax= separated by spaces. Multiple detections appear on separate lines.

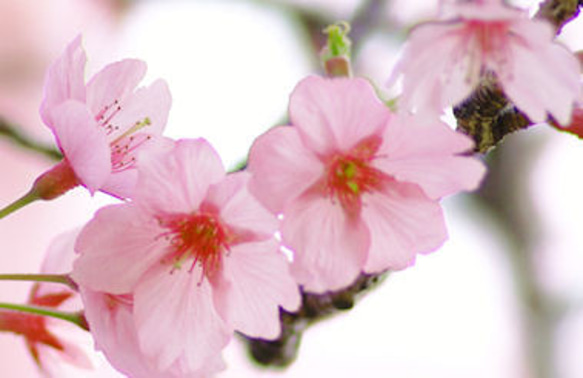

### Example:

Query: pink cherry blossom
xmin=0 ymin=230 xmax=93 ymax=377
xmin=40 ymin=36 xmax=172 ymax=198
xmin=72 ymin=139 xmax=300 ymax=375
xmin=248 ymin=76 xmax=486 ymax=293
xmin=0 ymin=287 xmax=91 ymax=376
xmin=389 ymin=0 xmax=581 ymax=125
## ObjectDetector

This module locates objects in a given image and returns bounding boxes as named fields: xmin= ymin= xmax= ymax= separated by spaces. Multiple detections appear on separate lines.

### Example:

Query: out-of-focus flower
xmin=389 ymin=0 xmax=581 ymax=125
xmin=0 ymin=288 xmax=91 ymax=376
xmin=39 ymin=36 xmax=172 ymax=198
xmin=72 ymin=139 xmax=300 ymax=376
xmin=248 ymin=76 xmax=486 ymax=293
xmin=0 ymin=230 xmax=92 ymax=377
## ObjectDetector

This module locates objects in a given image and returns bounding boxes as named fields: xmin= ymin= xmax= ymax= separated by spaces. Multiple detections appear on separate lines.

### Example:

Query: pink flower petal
xmin=86 ymin=59 xmax=147 ymax=118
xmin=289 ymin=76 xmax=390 ymax=154
xmin=361 ymin=181 xmax=448 ymax=272
xmin=134 ymin=265 xmax=230 ymax=372
xmin=205 ymin=172 xmax=279 ymax=239
xmin=105 ymin=79 xmax=172 ymax=140
xmin=391 ymin=22 xmax=478 ymax=115
xmin=72 ymin=204 xmax=167 ymax=294
xmin=82 ymin=289 xmax=222 ymax=378
xmin=81 ymin=290 xmax=151 ymax=377
xmin=500 ymin=19 xmax=581 ymax=125
xmin=50 ymin=100 xmax=111 ymax=194
xmin=100 ymin=168 xmax=138 ymax=200
xmin=374 ymin=116 xmax=486 ymax=198
xmin=282 ymin=193 xmax=370 ymax=293
xmin=135 ymin=139 xmax=225 ymax=214
xmin=248 ymin=126 xmax=323 ymax=214
xmin=215 ymin=239 xmax=300 ymax=339
xmin=40 ymin=35 xmax=87 ymax=127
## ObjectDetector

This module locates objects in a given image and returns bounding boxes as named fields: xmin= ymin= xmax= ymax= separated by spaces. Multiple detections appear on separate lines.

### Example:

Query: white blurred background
xmin=0 ymin=0 xmax=582 ymax=377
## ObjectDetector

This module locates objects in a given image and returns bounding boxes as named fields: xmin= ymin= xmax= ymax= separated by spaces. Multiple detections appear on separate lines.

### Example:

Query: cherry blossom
xmin=0 ymin=230 xmax=93 ymax=377
xmin=248 ymin=76 xmax=486 ymax=293
xmin=40 ymin=36 xmax=172 ymax=198
xmin=72 ymin=139 xmax=300 ymax=375
xmin=389 ymin=0 xmax=581 ymax=125
xmin=0 ymin=288 xmax=91 ymax=376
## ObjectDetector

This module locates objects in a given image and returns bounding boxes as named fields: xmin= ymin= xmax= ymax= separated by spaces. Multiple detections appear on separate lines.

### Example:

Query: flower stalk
xmin=0 ymin=190 xmax=40 ymax=220
xmin=0 ymin=273 xmax=77 ymax=290
xmin=0 ymin=302 xmax=88 ymax=331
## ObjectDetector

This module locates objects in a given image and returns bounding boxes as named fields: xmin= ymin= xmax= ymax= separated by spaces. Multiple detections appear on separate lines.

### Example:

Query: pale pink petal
xmin=41 ymin=228 xmax=81 ymax=275
xmin=205 ymin=172 xmax=278 ymax=239
xmin=101 ymin=135 xmax=174 ymax=199
xmin=282 ymin=193 xmax=370 ymax=293
xmin=105 ymin=79 xmax=172 ymax=140
xmin=289 ymin=76 xmax=390 ymax=154
xmin=500 ymin=19 xmax=581 ymax=125
xmin=248 ymin=126 xmax=323 ymax=214
xmin=135 ymin=139 xmax=225 ymax=214
xmin=134 ymin=265 xmax=230 ymax=372
xmin=100 ymin=168 xmax=138 ymax=200
xmin=374 ymin=116 xmax=486 ymax=198
xmin=361 ymin=181 xmax=448 ymax=272
xmin=453 ymin=0 xmax=524 ymax=21
xmin=35 ymin=229 xmax=81 ymax=302
xmin=72 ymin=204 xmax=167 ymax=294
xmin=40 ymin=35 xmax=87 ymax=126
xmin=81 ymin=290 xmax=218 ymax=378
xmin=215 ymin=239 xmax=300 ymax=339
xmin=392 ymin=22 xmax=478 ymax=115
xmin=86 ymin=59 xmax=147 ymax=117
xmin=50 ymin=100 xmax=111 ymax=194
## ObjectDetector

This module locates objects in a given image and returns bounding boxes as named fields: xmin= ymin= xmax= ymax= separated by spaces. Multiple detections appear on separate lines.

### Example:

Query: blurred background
xmin=0 ymin=0 xmax=582 ymax=377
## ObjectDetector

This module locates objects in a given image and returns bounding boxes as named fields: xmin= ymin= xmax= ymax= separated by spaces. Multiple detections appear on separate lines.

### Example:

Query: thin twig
xmin=0 ymin=118 xmax=61 ymax=161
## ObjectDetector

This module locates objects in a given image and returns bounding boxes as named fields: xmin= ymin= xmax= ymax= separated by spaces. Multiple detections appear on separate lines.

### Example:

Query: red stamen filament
xmin=157 ymin=213 xmax=229 ymax=280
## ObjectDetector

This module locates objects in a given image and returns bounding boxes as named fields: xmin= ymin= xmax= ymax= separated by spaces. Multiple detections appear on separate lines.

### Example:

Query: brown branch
xmin=536 ymin=0 xmax=582 ymax=33
xmin=242 ymin=272 xmax=388 ymax=367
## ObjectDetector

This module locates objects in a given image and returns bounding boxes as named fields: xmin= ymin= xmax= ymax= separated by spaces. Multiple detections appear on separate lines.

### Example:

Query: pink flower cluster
xmin=24 ymin=35 xmax=485 ymax=376
xmin=72 ymin=139 xmax=301 ymax=377
xmin=28 ymin=0 xmax=583 ymax=373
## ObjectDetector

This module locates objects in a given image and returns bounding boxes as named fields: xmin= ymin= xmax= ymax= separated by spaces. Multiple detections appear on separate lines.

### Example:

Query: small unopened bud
xmin=32 ymin=161 xmax=79 ymax=200
xmin=321 ymin=22 xmax=352 ymax=77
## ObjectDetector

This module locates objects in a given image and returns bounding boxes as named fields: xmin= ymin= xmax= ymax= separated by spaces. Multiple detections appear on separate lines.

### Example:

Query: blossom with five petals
xmin=248 ymin=76 xmax=486 ymax=293
xmin=40 ymin=36 xmax=172 ymax=198
xmin=389 ymin=0 xmax=581 ymax=125
xmin=72 ymin=139 xmax=300 ymax=375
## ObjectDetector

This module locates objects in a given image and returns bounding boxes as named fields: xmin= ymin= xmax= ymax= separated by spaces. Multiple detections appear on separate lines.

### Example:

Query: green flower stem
xmin=0 ymin=189 xmax=40 ymax=220
xmin=0 ymin=273 xmax=77 ymax=290
xmin=0 ymin=302 xmax=88 ymax=330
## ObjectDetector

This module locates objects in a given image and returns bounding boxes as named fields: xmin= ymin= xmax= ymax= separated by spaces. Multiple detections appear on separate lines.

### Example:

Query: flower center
xmin=465 ymin=20 xmax=511 ymax=77
xmin=95 ymin=99 xmax=153 ymax=172
xmin=325 ymin=136 xmax=384 ymax=216
xmin=157 ymin=213 xmax=229 ymax=278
